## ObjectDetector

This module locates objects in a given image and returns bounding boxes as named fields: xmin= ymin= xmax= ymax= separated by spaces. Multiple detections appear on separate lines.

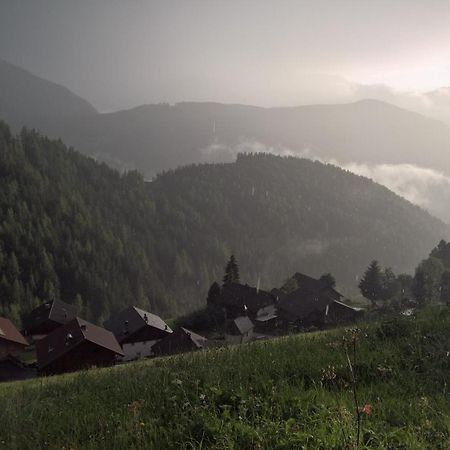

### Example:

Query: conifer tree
xmin=222 ymin=254 xmax=240 ymax=286
xmin=358 ymin=260 xmax=383 ymax=306
xmin=319 ymin=273 xmax=336 ymax=288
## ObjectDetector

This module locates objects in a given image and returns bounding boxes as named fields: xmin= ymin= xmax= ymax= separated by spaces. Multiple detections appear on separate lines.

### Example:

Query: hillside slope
xmin=83 ymin=100 xmax=450 ymax=177
xmin=1 ymin=307 xmax=449 ymax=449
xmin=0 ymin=122 xmax=448 ymax=323
xmin=0 ymin=59 xmax=97 ymax=138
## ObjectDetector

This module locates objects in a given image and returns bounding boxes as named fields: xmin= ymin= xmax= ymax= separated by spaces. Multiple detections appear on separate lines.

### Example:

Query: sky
xmin=1 ymin=0 xmax=450 ymax=111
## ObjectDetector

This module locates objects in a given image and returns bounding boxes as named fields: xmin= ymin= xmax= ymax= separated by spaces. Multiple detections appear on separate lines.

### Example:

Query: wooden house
xmin=104 ymin=306 xmax=172 ymax=361
xmin=36 ymin=318 xmax=123 ymax=375
xmin=0 ymin=317 xmax=28 ymax=358
xmin=225 ymin=316 xmax=254 ymax=344
xmin=23 ymin=299 xmax=77 ymax=340
xmin=277 ymin=273 xmax=362 ymax=328
xmin=217 ymin=283 xmax=276 ymax=319
xmin=152 ymin=327 xmax=207 ymax=356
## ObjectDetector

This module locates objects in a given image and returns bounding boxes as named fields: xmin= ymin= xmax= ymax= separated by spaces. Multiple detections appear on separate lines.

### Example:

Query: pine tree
xmin=380 ymin=267 xmax=399 ymax=301
xmin=222 ymin=254 xmax=240 ymax=286
xmin=358 ymin=260 xmax=383 ymax=306
xmin=319 ymin=273 xmax=336 ymax=288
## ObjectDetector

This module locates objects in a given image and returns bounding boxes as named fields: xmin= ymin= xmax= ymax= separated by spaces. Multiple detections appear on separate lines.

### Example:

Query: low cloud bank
xmin=201 ymin=139 xmax=450 ymax=223
xmin=339 ymin=162 xmax=450 ymax=223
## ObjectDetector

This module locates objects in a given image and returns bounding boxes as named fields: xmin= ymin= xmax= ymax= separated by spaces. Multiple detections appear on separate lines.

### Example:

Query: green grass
xmin=1 ymin=307 xmax=449 ymax=450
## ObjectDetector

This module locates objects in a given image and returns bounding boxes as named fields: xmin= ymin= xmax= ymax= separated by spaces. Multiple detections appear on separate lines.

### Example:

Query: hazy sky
xmin=1 ymin=0 xmax=450 ymax=111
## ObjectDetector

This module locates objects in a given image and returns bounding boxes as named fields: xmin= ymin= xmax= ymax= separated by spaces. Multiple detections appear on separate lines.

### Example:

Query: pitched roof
xmin=0 ymin=318 xmax=28 ymax=346
xmin=331 ymin=300 xmax=363 ymax=312
xmin=255 ymin=304 xmax=278 ymax=322
xmin=281 ymin=272 xmax=342 ymax=299
xmin=104 ymin=306 xmax=172 ymax=343
xmin=36 ymin=317 xmax=123 ymax=370
xmin=219 ymin=283 xmax=275 ymax=314
xmin=228 ymin=316 xmax=254 ymax=335
xmin=179 ymin=327 xmax=207 ymax=348
xmin=23 ymin=299 xmax=77 ymax=334
xmin=153 ymin=327 xmax=207 ymax=355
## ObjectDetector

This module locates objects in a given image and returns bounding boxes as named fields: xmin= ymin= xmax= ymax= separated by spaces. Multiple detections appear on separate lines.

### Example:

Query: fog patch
xmin=200 ymin=138 xmax=298 ymax=163
xmin=338 ymin=162 xmax=450 ymax=223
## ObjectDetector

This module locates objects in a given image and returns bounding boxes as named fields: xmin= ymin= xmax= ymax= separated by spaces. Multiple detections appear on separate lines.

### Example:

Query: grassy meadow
xmin=0 ymin=306 xmax=449 ymax=450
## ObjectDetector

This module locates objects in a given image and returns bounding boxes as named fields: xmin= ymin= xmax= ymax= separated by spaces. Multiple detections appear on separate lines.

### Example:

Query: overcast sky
xmin=1 ymin=0 xmax=450 ymax=111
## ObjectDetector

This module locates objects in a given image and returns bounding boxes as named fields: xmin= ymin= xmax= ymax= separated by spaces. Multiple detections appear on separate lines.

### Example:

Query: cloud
xmin=201 ymin=138 xmax=450 ymax=223
xmin=200 ymin=138 xmax=298 ymax=163
xmin=338 ymin=161 xmax=450 ymax=223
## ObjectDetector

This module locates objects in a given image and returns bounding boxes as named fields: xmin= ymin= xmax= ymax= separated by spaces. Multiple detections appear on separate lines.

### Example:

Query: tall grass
xmin=0 ymin=306 xmax=449 ymax=449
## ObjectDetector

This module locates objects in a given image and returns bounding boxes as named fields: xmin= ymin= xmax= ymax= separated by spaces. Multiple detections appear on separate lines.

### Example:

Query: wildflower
xmin=358 ymin=404 xmax=373 ymax=416
xmin=127 ymin=401 xmax=140 ymax=416
xmin=139 ymin=422 xmax=145 ymax=427
xmin=321 ymin=364 xmax=337 ymax=382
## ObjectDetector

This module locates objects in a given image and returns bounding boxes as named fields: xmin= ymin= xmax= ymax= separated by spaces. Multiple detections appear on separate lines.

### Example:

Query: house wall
xmin=40 ymin=342 xmax=118 ymax=375
xmin=0 ymin=340 xmax=25 ymax=359
xmin=225 ymin=329 xmax=254 ymax=345
xmin=120 ymin=340 xmax=158 ymax=361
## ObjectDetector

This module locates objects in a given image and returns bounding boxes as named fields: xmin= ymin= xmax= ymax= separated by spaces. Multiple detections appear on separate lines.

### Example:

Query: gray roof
xmin=104 ymin=306 xmax=172 ymax=343
xmin=228 ymin=316 xmax=254 ymax=335
xmin=23 ymin=299 xmax=77 ymax=334
xmin=255 ymin=304 xmax=278 ymax=322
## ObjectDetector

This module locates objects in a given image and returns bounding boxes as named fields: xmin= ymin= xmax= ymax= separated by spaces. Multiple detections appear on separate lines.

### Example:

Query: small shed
xmin=225 ymin=316 xmax=254 ymax=344
xmin=104 ymin=306 xmax=172 ymax=361
xmin=0 ymin=317 xmax=28 ymax=359
xmin=36 ymin=317 xmax=123 ymax=375
xmin=152 ymin=327 xmax=207 ymax=356
xmin=23 ymin=300 xmax=77 ymax=339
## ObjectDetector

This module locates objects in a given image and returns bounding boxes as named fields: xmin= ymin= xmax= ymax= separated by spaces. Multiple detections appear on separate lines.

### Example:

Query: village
xmin=0 ymin=257 xmax=363 ymax=383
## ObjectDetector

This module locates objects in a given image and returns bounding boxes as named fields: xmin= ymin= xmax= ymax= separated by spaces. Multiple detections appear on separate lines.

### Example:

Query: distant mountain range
xmin=0 ymin=121 xmax=447 ymax=322
xmin=1 ymin=59 xmax=450 ymax=175
xmin=2 ymin=58 xmax=450 ymax=223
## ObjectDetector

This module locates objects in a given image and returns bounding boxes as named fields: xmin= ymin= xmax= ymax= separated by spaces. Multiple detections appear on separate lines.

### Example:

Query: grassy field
xmin=0 ymin=307 xmax=449 ymax=450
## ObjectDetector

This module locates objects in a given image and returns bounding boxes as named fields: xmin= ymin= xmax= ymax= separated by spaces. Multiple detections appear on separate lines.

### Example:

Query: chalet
xmin=23 ymin=299 xmax=77 ymax=339
xmin=152 ymin=327 xmax=207 ymax=356
xmin=217 ymin=283 xmax=276 ymax=319
xmin=225 ymin=316 xmax=254 ymax=344
xmin=277 ymin=278 xmax=362 ymax=328
xmin=36 ymin=318 xmax=123 ymax=375
xmin=0 ymin=356 xmax=36 ymax=383
xmin=0 ymin=317 xmax=28 ymax=358
xmin=104 ymin=306 xmax=172 ymax=361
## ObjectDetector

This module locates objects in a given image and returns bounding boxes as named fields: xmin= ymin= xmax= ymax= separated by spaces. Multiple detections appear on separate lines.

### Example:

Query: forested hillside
xmin=0 ymin=123 xmax=447 ymax=324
